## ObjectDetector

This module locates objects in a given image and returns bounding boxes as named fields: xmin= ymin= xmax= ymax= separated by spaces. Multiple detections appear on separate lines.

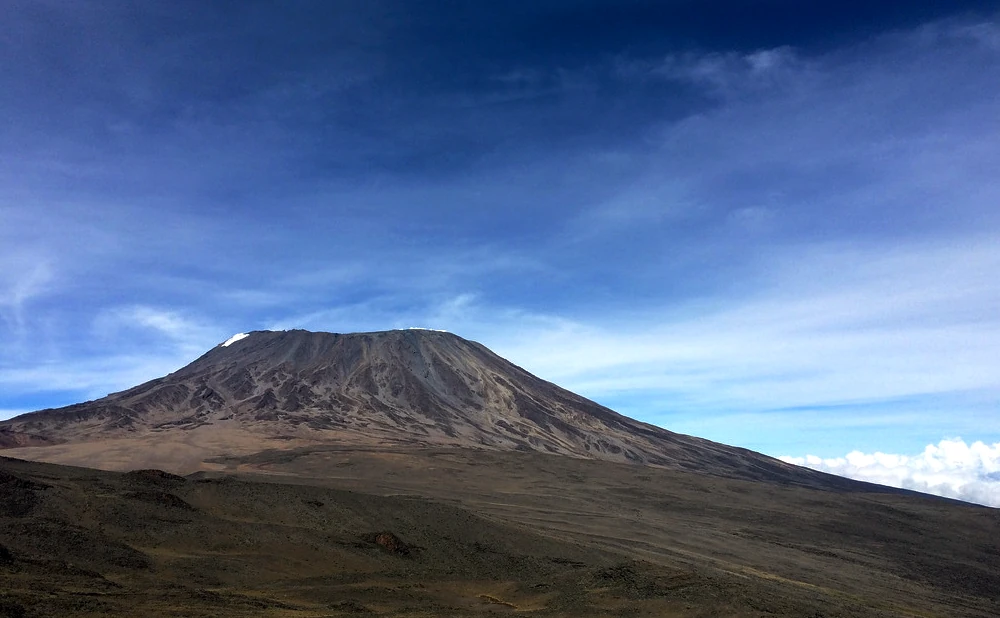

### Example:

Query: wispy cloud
xmin=487 ymin=239 xmax=1000 ymax=405
xmin=0 ymin=306 xmax=227 ymax=406
xmin=781 ymin=439 xmax=1000 ymax=507
xmin=92 ymin=305 xmax=223 ymax=356
xmin=647 ymin=45 xmax=809 ymax=98
xmin=0 ymin=355 xmax=193 ymax=402
xmin=0 ymin=252 xmax=53 ymax=336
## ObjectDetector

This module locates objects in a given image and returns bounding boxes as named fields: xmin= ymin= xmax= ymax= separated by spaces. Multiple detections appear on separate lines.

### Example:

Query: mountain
xmin=4 ymin=329 xmax=822 ymax=484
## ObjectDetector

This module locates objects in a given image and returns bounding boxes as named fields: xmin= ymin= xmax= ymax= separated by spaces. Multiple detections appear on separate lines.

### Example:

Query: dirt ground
xmin=2 ymin=448 xmax=998 ymax=617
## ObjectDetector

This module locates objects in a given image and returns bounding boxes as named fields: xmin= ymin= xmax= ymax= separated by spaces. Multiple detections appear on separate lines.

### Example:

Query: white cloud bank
xmin=780 ymin=439 xmax=1000 ymax=507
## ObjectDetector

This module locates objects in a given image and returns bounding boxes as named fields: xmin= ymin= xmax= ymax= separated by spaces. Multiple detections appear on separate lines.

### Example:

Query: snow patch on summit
xmin=221 ymin=332 xmax=250 ymax=347
xmin=406 ymin=327 xmax=449 ymax=333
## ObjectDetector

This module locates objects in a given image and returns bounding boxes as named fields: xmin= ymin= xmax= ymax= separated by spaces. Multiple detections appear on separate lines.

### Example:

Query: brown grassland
xmin=2 ymin=446 xmax=998 ymax=617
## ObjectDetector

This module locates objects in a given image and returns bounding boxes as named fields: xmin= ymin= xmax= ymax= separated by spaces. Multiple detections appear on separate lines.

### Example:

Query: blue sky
xmin=2 ymin=2 xmax=999 ymax=501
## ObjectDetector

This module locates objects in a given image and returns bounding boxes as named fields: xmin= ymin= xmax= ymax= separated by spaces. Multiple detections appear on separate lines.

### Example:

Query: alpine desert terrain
xmin=1 ymin=329 xmax=998 ymax=617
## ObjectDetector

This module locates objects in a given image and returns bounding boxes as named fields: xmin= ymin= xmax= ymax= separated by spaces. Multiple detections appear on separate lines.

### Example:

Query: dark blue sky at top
xmin=1 ymin=1 xmax=999 ymax=471
xmin=6 ymin=1 xmax=995 ymax=287
xmin=6 ymin=0 xmax=993 ymax=185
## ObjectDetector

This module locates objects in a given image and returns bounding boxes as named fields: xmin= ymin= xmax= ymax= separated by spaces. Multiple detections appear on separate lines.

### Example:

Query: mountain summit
xmin=1 ymin=329 xmax=807 ymax=480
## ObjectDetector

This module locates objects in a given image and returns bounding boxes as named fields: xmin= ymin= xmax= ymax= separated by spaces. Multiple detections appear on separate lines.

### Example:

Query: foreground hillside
xmin=3 ymin=449 xmax=999 ymax=617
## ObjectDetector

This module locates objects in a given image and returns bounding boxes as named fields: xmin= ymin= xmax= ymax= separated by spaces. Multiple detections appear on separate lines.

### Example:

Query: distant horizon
xmin=2 ymin=2 xmax=998 ymax=506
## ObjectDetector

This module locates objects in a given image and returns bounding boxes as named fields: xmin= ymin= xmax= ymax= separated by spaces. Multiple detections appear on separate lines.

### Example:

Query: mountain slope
xmin=0 ymin=329 xmax=853 ymax=486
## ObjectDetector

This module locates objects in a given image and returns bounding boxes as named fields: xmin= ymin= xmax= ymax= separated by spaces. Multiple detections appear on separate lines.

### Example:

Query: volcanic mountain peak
xmin=0 ymin=328 xmax=815 ymax=483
